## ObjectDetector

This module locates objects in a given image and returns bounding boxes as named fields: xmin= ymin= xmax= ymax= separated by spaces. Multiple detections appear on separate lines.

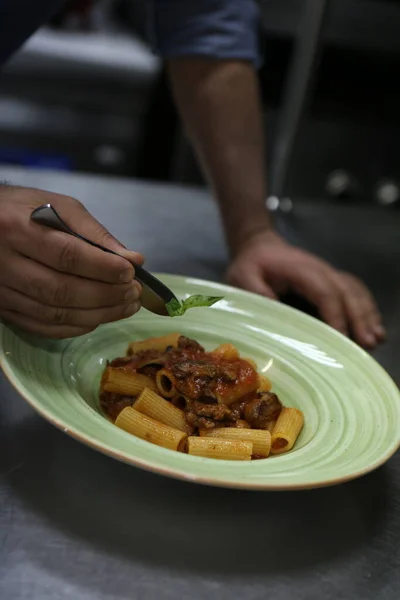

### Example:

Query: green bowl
xmin=1 ymin=274 xmax=399 ymax=490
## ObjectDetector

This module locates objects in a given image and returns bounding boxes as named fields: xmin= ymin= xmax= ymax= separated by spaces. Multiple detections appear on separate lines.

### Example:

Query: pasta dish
xmin=100 ymin=334 xmax=304 ymax=460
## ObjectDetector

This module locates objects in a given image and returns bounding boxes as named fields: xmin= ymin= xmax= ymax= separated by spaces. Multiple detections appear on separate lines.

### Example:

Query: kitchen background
xmin=1 ymin=0 xmax=400 ymax=206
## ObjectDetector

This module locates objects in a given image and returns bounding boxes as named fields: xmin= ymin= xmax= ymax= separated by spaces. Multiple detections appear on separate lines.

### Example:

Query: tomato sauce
xmin=165 ymin=351 xmax=260 ymax=406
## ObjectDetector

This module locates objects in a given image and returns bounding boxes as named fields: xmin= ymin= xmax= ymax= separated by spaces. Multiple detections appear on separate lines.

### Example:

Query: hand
xmin=226 ymin=231 xmax=386 ymax=349
xmin=0 ymin=185 xmax=143 ymax=339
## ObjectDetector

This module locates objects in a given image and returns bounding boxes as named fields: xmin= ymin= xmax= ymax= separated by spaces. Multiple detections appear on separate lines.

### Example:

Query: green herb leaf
xmin=166 ymin=294 xmax=223 ymax=317
xmin=165 ymin=298 xmax=185 ymax=317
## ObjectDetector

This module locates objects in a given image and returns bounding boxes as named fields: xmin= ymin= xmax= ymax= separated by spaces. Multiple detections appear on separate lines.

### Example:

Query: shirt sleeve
xmin=148 ymin=0 xmax=261 ymax=67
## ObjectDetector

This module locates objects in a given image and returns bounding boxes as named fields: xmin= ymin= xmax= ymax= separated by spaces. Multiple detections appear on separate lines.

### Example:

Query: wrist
xmin=227 ymin=218 xmax=284 ymax=258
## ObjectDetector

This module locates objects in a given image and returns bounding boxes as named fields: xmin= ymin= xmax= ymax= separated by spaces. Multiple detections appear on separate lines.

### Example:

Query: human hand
xmin=0 ymin=185 xmax=143 ymax=339
xmin=226 ymin=231 xmax=385 ymax=349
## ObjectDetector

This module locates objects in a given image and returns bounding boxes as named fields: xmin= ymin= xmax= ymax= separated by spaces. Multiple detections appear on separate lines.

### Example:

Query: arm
xmin=167 ymin=57 xmax=273 ymax=255
xmin=150 ymin=0 xmax=384 ymax=349
xmin=150 ymin=0 xmax=270 ymax=255
xmin=0 ymin=185 xmax=142 ymax=338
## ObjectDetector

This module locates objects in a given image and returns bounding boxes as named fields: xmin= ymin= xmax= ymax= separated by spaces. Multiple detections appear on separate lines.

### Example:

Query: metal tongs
xmin=30 ymin=204 xmax=177 ymax=316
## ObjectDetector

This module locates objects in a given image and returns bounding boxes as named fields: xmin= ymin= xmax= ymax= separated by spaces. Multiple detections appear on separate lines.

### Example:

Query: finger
xmin=16 ymin=227 xmax=138 ymax=284
xmin=0 ymin=286 xmax=141 ymax=327
xmin=49 ymin=194 xmax=144 ymax=261
xmin=60 ymin=201 xmax=145 ymax=267
xmin=3 ymin=186 xmax=144 ymax=274
xmin=0 ymin=309 xmax=94 ymax=339
xmin=227 ymin=265 xmax=278 ymax=300
xmin=338 ymin=276 xmax=385 ymax=348
xmin=119 ymin=248 xmax=145 ymax=266
xmin=1 ymin=254 xmax=141 ymax=309
xmin=7 ymin=190 xmax=144 ymax=283
xmin=292 ymin=269 xmax=348 ymax=335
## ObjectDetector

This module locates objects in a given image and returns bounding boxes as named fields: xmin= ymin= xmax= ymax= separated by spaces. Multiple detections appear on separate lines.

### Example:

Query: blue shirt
xmin=149 ymin=0 xmax=261 ymax=66
xmin=0 ymin=0 xmax=261 ymax=68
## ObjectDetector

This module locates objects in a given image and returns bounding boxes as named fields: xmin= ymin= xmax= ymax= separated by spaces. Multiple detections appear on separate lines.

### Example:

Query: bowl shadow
xmin=2 ymin=414 xmax=391 ymax=596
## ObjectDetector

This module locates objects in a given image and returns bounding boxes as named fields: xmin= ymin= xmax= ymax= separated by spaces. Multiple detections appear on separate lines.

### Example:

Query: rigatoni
xmin=271 ymin=408 xmax=304 ymax=454
xmin=187 ymin=437 xmax=252 ymax=461
xmin=115 ymin=407 xmax=187 ymax=451
xmin=156 ymin=368 xmax=178 ymax=398
xmin=243 ymin=357 xmax=258 ymax=371
xmin=127 ymin=333 xmax=180 ymax=356
xmin=258 ymin=375 xmax=272 ymax=393
xmin=211 ymin=343 xmax=240 ymax=360
xmin=134 ymin=388 xmax=192 ymax=434
xmin=102 ymin=367 xmax=157 ymax=395
xmin=102 ymin=333 xmax=306 ymax=461
xmin=265 ymin=420 xmax=276 ymax=433
xmin=200 ymin=427 xmax=271 ymax=458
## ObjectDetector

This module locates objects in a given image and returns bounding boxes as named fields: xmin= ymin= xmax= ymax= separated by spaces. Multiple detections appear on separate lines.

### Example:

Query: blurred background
xmin=1 ymin=0 xmax=400 ymax=207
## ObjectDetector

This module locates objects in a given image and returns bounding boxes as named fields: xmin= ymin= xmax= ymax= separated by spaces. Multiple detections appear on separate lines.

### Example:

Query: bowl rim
xmin=1 ymin=273 xmax=400 ymax=491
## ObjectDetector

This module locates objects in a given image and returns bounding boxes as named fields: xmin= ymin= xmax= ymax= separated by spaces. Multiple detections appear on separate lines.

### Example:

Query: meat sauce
xmin=100 ymin=392 xmax=134 ymax=421
xmin=165 ymin=352 xmax=260 ymax=405
xmin=101 ymin=336 xmax=282 ymax=433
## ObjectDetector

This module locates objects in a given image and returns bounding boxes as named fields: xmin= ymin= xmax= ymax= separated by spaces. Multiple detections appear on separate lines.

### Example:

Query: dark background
xmin=1 ymin=0 xmax=400 ymax=204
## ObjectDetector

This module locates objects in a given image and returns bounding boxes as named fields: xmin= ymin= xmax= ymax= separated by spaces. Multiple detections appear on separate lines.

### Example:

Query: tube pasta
xmin=127 ymin=333 xmax=181 ymax=356
xmin=258 ymin=375 xmax=272 ymax=392
xmin=233 ymin=419 xmax=251 ymax=429
xmin=102 ymin=367 xmax=157 ymax=395
xmin=187 ymin=437 xmax=252 ymax=461
xmin=135 ymin=388 xmax=192 ymax=433
xmin=211 ymin=343 xmax=240 ymax=360
xmin=115 ymin=407 xmax=187 ymax=451
xmin=271 ymin=408 xmax=304 ymax=454
xmin=102 ymin=333 xmax=305 ymax=460
xmin=199 ymin=428 xmax=271 ymax=458
xmin=171 ymin=395 xmax=188 ymax=409
xmin=243 ymin=357 xmax=258 ymax=370
xmin=156 ymin=368 xmax=178 ymax=398
xmin=265 ymin=420 xmax=276 ymax=433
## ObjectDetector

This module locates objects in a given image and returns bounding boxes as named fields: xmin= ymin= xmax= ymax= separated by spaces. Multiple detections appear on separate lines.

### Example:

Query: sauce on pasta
xmin=100 ymin=334 xmax=304 ymax=460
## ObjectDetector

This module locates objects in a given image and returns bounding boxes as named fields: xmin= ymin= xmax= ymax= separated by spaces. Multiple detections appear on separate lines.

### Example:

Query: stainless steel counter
xmin=1 ymin=167 xmax=399 ymax=600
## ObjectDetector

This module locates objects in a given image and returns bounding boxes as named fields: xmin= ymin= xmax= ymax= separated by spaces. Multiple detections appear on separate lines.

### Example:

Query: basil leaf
xmin=166 ymin=298 xmax=186 ymax=317
xmin=166 ymin=295 xmax=223 ymax=317
xmin=182 ymin=295 xmax=223 ymax=310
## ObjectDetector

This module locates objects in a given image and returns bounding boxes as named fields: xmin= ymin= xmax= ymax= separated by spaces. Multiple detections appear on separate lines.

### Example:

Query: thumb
xmin=56 ymin=197 xmax=144 ymax=265
xmin=227 ymin=264 xmax=278 ymax=300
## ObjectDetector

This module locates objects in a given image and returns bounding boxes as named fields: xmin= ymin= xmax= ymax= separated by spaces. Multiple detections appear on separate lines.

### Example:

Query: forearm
xmin=167 ymin=58 xmax=273 ymax=255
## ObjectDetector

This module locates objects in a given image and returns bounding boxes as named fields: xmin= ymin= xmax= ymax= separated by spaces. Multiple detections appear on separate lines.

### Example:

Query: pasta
xmin=134 ymin=388 xmax=192 ymax=434
xmin=199 ymin=428 xmax=271 ymax=458
xmin=156 ymin=368 xmax=178 ymax=398
xmin=127 ymin=333 xmax=180 ymax=356
xmin=265 ymin=420 xmax=276 ymax=433
xmin=211 ymin=343 xmax=240 ymax=361
xmin=115 ymin=407 xmax=187 ymax=451
xmin=100 ymin=334 xmax=304 ymax=461
xmin=271 ymin=408 xmax=304 ymax=455
xmin=102 ymin=367 xmax=157 ymax=395
xmin=258 ymin=375 xmax=272 ymax=393
xmin=187 ymin=437 xmax=252 ymax=461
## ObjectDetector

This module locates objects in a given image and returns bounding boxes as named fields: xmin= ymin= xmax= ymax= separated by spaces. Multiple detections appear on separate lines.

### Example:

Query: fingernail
xmin=124 ymin=302 xmax=140 ymax=317
xmin=124 ymin=287 xmax=139 ymax=302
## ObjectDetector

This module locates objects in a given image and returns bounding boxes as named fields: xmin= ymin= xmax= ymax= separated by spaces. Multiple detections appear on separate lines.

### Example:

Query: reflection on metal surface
xmin=375 ymin=179 xmax=400 ymax=207
xmin=267 ymin=195 xmax=280 ymax=211
xmin=325 ymin=169 xmax=359 ymax=200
